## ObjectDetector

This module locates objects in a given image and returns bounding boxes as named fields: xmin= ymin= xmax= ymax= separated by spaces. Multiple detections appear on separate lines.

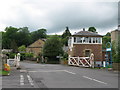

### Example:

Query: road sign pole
xmin=106 ymin=42 xmax=112 ymax=68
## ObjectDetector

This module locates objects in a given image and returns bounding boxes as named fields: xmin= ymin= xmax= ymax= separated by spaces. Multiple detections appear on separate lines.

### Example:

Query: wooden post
xmin=90 ymin=53 xmax=94 ymax=68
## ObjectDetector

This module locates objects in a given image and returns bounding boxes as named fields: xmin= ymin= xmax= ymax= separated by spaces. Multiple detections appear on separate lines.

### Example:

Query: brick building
xmin=26 ymin=39 xmax=45 ymax=57
xmin=68 ymin=29 xmax=103 ymax=65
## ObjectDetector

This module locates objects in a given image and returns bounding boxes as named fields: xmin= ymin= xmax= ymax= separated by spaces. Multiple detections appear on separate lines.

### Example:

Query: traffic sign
xmin=106 ymin=48 xmax=111 ymax=51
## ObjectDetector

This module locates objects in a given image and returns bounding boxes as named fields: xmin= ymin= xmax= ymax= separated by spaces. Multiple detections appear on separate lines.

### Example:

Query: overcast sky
xmin=0 ymin=0 xmax=119 ymax=35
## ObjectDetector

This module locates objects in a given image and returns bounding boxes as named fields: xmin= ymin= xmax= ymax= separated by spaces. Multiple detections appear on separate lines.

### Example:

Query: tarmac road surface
xmin=2 ymin=61 xmax=119 ymax=89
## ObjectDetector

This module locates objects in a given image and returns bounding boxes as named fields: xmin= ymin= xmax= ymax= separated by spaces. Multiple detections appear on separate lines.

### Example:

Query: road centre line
xmin=83 ymin=76 xmax=108 ymax=85
xmin=64 ymin=70 xmax=76 ymax=75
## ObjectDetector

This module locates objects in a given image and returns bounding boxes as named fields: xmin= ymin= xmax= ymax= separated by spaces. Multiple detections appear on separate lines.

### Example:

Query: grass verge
xmin=0 ymin=70 xmax=10 ymax=75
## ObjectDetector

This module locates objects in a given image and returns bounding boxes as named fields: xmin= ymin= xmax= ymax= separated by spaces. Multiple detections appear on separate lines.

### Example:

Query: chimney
xmin=83 ymin=28 xmax=85 ymax=31
xmin=118 ymin=25 xmax=120 ymax=30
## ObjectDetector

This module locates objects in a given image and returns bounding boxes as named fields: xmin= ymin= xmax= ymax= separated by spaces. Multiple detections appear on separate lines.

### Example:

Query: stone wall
xmin=113 ymin=63 xmax=120 ymax=71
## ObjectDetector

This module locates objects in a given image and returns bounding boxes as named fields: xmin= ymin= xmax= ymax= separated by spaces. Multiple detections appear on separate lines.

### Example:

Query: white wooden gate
xmin=68 ymin=57 xmax=92 ymax=67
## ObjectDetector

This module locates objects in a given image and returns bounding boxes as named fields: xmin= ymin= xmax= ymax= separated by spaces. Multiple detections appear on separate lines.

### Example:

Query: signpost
xmin=7 ymin=59 xmax=16 ymax=67
xmin=106 ymin=42 xmax=112 ymax=68
xmin=106 ymin=48 xmax=111 ymax=52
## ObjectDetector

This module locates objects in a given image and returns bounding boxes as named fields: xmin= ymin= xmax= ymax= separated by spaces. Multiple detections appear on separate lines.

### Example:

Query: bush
xmin=63 ymin=52 xmax=68 ymax=60
xmin=112 ymin=40 xmax=120 ymax=63
xmin=43 ymin=35 xmax=63 ymax=62
xmin=20 ymin=53 xmax=26 ymax=60
xmin=9 ymin=53 xmax=16 ymax=58
xmin=25 ymin=53 xmax=34 ymax=58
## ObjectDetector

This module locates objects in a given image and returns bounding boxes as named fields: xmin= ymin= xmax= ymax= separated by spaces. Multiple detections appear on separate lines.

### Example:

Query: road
xmin=17 ymin=61 xmax=119 ymax=88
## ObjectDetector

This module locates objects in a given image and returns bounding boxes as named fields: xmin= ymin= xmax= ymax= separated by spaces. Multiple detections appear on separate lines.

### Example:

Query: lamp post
xmin=106 ymin=42 xmax=112 ymax=68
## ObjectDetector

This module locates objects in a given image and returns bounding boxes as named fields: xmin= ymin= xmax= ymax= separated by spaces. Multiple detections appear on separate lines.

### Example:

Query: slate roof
xmin=73 ymin=31 xmax=103 ymax=37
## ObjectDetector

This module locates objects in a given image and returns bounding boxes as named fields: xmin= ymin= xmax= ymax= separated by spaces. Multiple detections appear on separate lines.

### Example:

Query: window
xmin=96 ymin=38 xmax=97 ymax=43
xmin=93 ymin=37 xmax=95 ymax=43
xmin=85 ymin=50 xmax=91 ymax=57
xmin=86 ymin=37 xmax=88 ymax=43
xmin=89 ymin=37 xmax=91 ymax=43
xmin=74 ymin=37 xmax=76 ymax=43
xmin=77 ymin=37 xmax=82 ymax=43
xmin=98 ymin=38 xmax=101 ymax=43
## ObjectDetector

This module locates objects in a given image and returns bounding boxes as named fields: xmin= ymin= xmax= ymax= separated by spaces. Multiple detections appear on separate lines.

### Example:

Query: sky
xmin=0 ymin=0 xmax=119 ymax=35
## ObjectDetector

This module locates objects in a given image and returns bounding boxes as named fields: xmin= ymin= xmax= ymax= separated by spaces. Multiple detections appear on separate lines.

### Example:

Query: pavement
xmin=1 ymin=61 xmax=120 ymax=89
xmin=2 ymin=67 xmax=38 ymax=89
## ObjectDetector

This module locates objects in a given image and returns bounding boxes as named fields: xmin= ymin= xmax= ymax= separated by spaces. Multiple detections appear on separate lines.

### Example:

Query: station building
xmin=68 ymin=29 xmax=103 ymax=65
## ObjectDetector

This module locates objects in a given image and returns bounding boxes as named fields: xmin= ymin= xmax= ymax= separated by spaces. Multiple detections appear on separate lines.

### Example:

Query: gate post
xmin=78 ymin=56 xmax=80 ymax=66
xmin=68 ymin=55 xmax=70 ymax=65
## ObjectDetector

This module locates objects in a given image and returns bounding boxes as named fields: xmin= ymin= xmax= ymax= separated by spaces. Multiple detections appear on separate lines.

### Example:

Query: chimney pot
xmin=83 ymin=28 xmax=85 ymax=31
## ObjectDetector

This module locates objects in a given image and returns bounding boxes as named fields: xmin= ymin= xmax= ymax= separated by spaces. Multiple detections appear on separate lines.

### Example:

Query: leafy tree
xmin=61 ymin=27 xmax=71 ymax=46
xmin=62 ymin=27 xmax=71 ymax=38
xmin=2 ymin=26 xmax=19 ymax=49
xmin=18 ymin=45 xmax=26 ymax=52
xmin=102 ymin=33 xmax=111 ymax=49
xmin=106 ymin=32 xmax=111 ymax=36
xmin=31 ymin=28 xmax=47 ymax=42
xmin=112 ymin=35 xmax=120 ymax=63
xmin=2 ymin=26 xmax=32 ymax=50
xmin=43 ymin=35 xmax=63 ymax=62
xmin=88 ymin=27 xmax=97 ymax=33
xmin=17 ymin=27 xmax=32 ymax=46
xmin=10 ymin=40 xmax=18 ymax=53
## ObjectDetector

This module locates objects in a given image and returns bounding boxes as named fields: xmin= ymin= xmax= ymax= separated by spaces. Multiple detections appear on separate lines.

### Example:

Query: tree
xmin=43 ymin=35 xmax=63 ymax=63
xmin=2 ymin=26 xmax=19 ymax=49
xmin=106 ymin=32 xmax=111 ymax=36
xmin=31 ymin=28 xmax=47 ymax=42
xmin=17 ymin=27 xmax=32 ymax=46
xmin=62 ymin=27 xmax=71 ymax=38
xmin=112 ymin=35 xmax=120 ymax=63
xmin=102 ymin=33 xmax=111 ymax=49
xmin=88 ymin=27 xmax=97 ymax=33
xmin=10 ymin=40 xmax=18 ymax=53
xmin=18 ymin=45 xmax=26 ymax=52
xmin=61 ymin=27 xmax=71 ymax=46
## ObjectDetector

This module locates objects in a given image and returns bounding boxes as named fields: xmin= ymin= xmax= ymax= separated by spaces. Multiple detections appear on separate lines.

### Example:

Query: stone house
xmin=68 ymin=29 xmax=103 ymax=65
xmin=26 ymin=39 xmax=45 ymax=57
xmin=111 ymin=25 xmax=120 ymax=45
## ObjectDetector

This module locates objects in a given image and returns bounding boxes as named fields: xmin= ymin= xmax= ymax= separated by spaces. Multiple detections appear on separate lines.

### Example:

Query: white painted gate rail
xmin=68 ymin=57 xmax=92 ymax=67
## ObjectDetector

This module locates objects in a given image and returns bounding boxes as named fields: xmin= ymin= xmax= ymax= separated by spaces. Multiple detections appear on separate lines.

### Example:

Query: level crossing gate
xmin=68 ymin=54 xmax=94 ymax=68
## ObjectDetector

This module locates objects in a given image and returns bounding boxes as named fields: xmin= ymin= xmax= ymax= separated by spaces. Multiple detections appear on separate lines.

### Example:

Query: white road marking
xmin=29 ymin=70 xmax=66 ymax=73
xmin=27 ymin=75 xmax=34 ymax=86
xmin=83 ymin=76 xmax=92 ymax=80
xmin=92 ymin=79 xmax=108 ymax=84
xmin=83 ymin=76 xmax=107 ymax=85
xmin=20 ymin=70 xmax=27 ymax=72
xmin=20 ymin=75 xmax=24 ymax=85
xmin=64 ymin=70 xmax=76 ymax=75
xmin=29 ymin=70 xmax=76 ymax=75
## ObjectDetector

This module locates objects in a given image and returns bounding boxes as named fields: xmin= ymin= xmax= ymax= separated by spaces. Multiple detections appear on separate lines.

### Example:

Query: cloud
xmin=0 ymin=0 xmax=118 ymax=35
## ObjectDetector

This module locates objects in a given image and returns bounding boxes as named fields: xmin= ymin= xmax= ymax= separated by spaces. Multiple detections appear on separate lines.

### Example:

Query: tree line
xmin=1 ymin=26 xmax=47 ymax=52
